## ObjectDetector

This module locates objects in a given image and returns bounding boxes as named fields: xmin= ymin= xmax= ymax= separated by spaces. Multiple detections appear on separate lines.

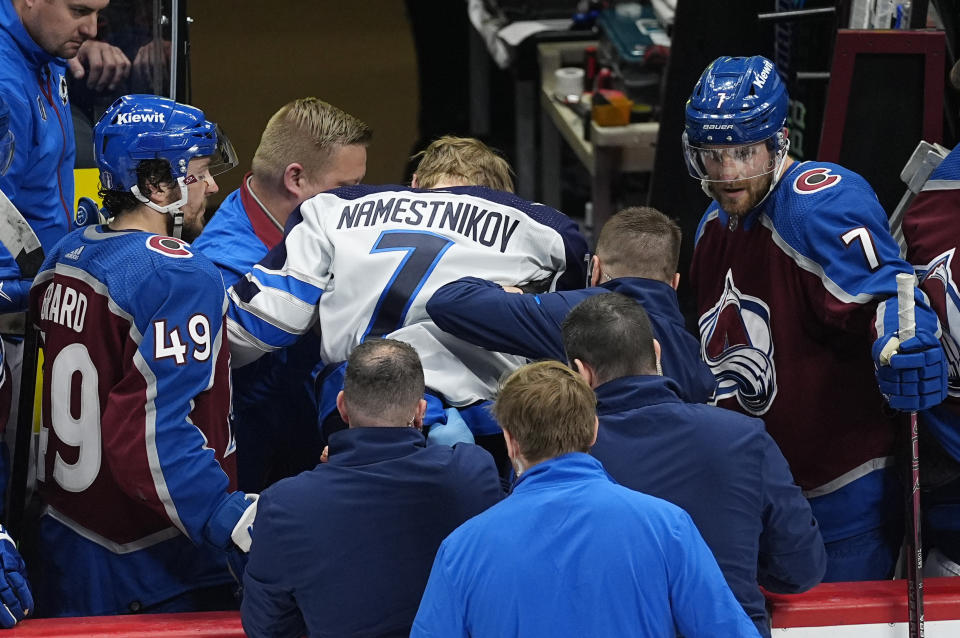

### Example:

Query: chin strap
xmin=131 ymin=177 xmax=189 ymax=239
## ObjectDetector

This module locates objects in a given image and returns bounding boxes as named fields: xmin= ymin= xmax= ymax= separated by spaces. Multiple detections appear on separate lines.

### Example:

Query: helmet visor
xmin=0 ymin=130 xmax=13 ymax=177
xmin=683 ymin=134 xmax=783 ymax=183
xmin=207 ymin=124 xmax=238 ymax=177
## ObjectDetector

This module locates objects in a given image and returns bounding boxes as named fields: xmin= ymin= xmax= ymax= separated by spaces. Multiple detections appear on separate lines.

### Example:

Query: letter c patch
xmin=793 ymin=167 xmax=842 ymax=194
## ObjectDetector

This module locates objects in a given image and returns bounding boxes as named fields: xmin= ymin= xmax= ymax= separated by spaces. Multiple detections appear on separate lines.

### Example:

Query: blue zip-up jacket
xmin=412 ymin=453 xmax=760 ymax=638
xmin=426 ymin=275 xmax=717 ymax=403
xmin=0 ymin=0 xmax=74 ymax=308
xmin=193 ymin=179 xmax=325 ymax=490
xmin=241 ymin=427 xmax=504 ymax=638
xmin=592 ymin=375 xmax=826 ymax=637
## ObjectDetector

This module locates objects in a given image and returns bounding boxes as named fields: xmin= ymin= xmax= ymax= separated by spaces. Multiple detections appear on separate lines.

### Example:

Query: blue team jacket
xmin=241 ymin=427 xmax=504 ymax=638
xmin=592 ymin=375 xmax=826 ymax=637
xmin=193 ymin=181 xmax=325 ymax=490
xmin=412 ymin=453 xmax=760 ymax=638
xmin=426 ymin=275 xmax=717 ymax=403
xmin=0 ymin=0 xmax=74 ymax=289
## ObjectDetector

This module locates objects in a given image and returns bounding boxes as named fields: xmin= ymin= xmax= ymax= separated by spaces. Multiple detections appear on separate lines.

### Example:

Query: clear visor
xmin=0 ymin=130 xmax=13 ymax=177
xmin=683 ymin=134 xmax=785 ymax=183
xmin=207 ymin=124 xmax=238 ymax=177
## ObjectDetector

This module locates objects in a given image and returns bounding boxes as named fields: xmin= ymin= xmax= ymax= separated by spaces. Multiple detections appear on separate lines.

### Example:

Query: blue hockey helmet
xmin=0 ymin=94 xmax=13 ymax=176
xmin=683 ymin=56 xmax=790 ymax=186
xmin=94 ymin=94 xmax=236 ymax=193
xmin=684 ymin=56 xmax=788 ymax=146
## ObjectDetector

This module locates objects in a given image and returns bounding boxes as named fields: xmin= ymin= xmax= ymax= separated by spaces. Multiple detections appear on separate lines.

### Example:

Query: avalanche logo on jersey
xmin=146 ymin=235 xmax=192 ymax=258
xmin=699 ymin=269 xmax=777 ymax=415
xmin=793 ymin=167 xmax=841 ymax=194
xmin=918 ymin=248 xmax=960 ymax=396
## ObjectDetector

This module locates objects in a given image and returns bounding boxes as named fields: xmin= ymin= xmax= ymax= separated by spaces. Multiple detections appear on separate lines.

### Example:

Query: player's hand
xmin=0 ymin=526 xmax=32 ymax=628
xmin=873 ymin=328 xmax=948 ymax=411
xmin=501 ymin=285 xmax=523 ymax=294
xmin=132 ymin=39 xmax=170 ymax=90
xmin=68 ymin=40 xmax=131 ymax=92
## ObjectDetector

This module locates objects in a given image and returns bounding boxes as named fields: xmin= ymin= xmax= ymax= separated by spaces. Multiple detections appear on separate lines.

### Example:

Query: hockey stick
xmin=880 ymin=273 xmax=924 ymax=638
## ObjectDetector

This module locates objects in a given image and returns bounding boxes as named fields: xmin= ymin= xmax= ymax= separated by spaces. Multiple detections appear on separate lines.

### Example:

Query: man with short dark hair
xmin=28 ymin=94 xmax=251 ymax=617
xmin=562 ymin=293 xmax=825 ymax=637
xmin=242 ymin=339 xmax=503 ymax=638
xmin=426 ymin=206 xmax=716 ymax=402
xmin=412 ymin=359 xmax=759 ymax=638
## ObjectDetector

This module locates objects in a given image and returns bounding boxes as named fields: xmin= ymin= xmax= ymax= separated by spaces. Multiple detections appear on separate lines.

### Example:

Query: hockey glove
xmin=0 ymin=526 xmax=31 ymax=628
xmin=426 ymin=408 xmax=475 ymax=447
xmin=873 ymin=328 xmax=948 ymax=411
xmin=204 ymin=492 xmax=258 ymax=551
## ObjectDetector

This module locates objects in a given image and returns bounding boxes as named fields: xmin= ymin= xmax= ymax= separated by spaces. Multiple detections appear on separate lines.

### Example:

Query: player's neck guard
xmin=131 ymin=177 xmax=189 ymax=239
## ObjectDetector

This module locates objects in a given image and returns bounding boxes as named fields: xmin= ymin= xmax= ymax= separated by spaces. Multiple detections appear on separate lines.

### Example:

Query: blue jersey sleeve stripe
xmin=247 ymin=267 xmax=325 ymax=306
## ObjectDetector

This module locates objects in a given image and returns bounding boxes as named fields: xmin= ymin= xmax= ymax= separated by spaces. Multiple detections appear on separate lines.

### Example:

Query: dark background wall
xmin=188 ymin=1 xmax=420 ymax=210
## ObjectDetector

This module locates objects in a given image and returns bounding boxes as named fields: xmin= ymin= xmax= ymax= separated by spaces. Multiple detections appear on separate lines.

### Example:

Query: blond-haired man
xmin=411 ymin=135 xmax=513 ymax=193
xmin=411 ymin=360 xmax=760 ymax=638
xmin=192 ymin=98 xmax=370 ymax=491
xmin=194 ymin=97 xmax=371 ymax=286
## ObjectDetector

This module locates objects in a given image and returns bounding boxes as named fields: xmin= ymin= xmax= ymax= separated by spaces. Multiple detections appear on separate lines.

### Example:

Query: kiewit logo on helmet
xmin=703 ymin=124 xmax=734 ymax=130
xmin=117 ymin=112 xmax=165 ymax=125
xmin=752 ymin=59 xmax=775 ymax=89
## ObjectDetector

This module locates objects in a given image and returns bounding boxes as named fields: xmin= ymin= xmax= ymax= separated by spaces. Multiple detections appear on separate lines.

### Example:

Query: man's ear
xmin=413 ymin=398 xmax=427 ymax=428
xmin=283 ymin=163 xmax=308 ymax=197
xmin=671 ymin=272 xmax=680 ymax=290
xmin=590 ymin=255 xmax=602 ymax=287
xmin=142 ymin=179 xmax=173 ymax=206
xmin=411 ymin=173 xmax=420 ymax=189
xmin=502 ymin=427 xmax=519 ymax=459
xmin=652 ymin=339 xmax=663 ymax=375
xmin=573 ymin=358 xmax=598 ymax=389
xmin=335 ymin=390 xmax=350 ymax=425
xmin=589 ymin=415 xmax=599 ymax=448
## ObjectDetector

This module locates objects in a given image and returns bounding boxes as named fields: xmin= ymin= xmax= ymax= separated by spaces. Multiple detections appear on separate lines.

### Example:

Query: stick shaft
xmin=896 ymin=272 xmax=923 ymax=638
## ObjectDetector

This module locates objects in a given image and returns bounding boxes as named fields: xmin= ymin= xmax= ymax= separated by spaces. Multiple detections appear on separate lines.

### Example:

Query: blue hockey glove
xmin=873 ymin=328 xmax=948 ymax=411
xmin=0 ymin=279 xmax=31 ymax=314
xmin=426 ymin=408 xmax=476 ymax=447
xmin=204 ymin=492 xmax=258 ymax=551
xmin=0 ymin=526 xmax=31 ymax=628
xmin=75 ymin=197 xmax=106 ymax=226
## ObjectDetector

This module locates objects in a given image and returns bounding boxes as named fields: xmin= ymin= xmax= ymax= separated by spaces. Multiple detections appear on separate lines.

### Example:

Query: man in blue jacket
xmin=562 ymin=293 xmax=826 ymax=637
xmin=412 ymin=359 xmax=758 ymax=638
xmin=0 ymin=0 xmax=111 ymax=310
xmin=426 ymin=206 xmax=717 ymax=403
xmin=242 ymin=338 xmax=503 ymax=638
xmin=192 ymin=97 xmax=371 ymax=491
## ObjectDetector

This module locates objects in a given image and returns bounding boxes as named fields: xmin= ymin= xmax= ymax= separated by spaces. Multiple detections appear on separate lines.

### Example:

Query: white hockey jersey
xmin=227 ymin=184 xmax=588 ymax=405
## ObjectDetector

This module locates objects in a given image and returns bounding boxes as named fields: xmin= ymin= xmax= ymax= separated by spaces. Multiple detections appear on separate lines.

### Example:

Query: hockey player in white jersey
xmin=227 ymin=137 xmax=588 ymax=441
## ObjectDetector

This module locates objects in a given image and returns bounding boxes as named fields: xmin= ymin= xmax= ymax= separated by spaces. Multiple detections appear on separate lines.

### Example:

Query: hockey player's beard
xmin=179 ymin=212 xmax=206 ymax=243
xmin=709 ymin=172 xmax=774 ymax=217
